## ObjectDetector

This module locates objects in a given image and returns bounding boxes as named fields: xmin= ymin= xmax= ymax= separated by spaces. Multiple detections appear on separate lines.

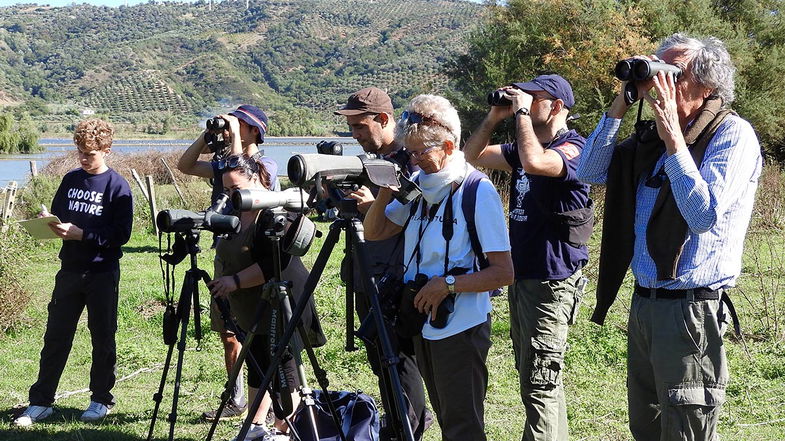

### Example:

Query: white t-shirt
xmin=385 ymin=166 xmax=511 ymax=340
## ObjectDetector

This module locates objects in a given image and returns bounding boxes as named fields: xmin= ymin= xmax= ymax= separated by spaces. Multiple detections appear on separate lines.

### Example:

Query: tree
xmin=448 ymin=0 xmax=785 ymax=162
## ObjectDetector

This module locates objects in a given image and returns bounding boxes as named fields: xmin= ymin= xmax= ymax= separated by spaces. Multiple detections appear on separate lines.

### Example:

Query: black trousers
xmin=355 ymin=289 xmax=428 ymax=440
xmin=29 ymin=269 xmax=120 ymax=407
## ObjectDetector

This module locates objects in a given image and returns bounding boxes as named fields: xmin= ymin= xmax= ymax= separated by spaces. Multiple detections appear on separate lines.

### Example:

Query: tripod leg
xmin=350 ymin=220 xmax=415 ymax=441
xmin=236 ymin=225 xmax=345 ymax=441
xmin=166 ymin=269 xmax=198 ymax=441
xmin=146 ymin=342 xmax=176 ymax=441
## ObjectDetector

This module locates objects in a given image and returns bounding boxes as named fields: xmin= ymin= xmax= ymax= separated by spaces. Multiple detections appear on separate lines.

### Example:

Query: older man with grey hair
xmin=577 ymin=33 xmax=762 ymax=440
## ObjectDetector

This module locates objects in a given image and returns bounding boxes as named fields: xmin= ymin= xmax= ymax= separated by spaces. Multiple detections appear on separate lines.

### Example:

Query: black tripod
xmin=234 ymin=200 xmax=416 ymax=441
xmin=207 ymin=210 xmax=345 ymax=441
xmin=147 ymin=231 xmax=209 ymax=441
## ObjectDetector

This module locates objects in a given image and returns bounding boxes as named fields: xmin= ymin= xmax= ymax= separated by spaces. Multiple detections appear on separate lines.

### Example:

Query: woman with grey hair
xmin=364 ymin=95 xmax=514 ymax=441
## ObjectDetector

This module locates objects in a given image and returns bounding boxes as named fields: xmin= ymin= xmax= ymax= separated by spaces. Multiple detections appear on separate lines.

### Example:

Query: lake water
xmin=0 ymin=137 xmax=363 ymax=187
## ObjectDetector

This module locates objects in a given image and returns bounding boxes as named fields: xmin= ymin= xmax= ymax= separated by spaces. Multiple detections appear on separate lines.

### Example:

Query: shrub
xmin=0 ymin=225 xmax=33 ymax=333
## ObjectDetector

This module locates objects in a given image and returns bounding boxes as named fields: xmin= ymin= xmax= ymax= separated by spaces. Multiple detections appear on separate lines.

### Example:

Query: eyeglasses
xmin=408 ymin=143 xmax=443 ymax=160
xmin=400 ymin=111 xmax=450 ymax=131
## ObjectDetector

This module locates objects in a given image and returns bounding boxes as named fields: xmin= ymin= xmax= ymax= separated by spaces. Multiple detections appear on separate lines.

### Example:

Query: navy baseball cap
xmin=229 ymin=105 xmax=268 ymax=144
xmin=512 ymin=74 xmax=575 ymax=109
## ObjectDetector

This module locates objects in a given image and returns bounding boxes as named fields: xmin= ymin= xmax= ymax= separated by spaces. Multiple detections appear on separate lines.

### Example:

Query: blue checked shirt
xmin=577 ymin=113 xmax=762 ymax=290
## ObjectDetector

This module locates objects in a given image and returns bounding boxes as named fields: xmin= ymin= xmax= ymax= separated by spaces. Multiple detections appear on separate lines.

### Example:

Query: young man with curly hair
xmin=14 ymin=119 xmax=133 ymax=427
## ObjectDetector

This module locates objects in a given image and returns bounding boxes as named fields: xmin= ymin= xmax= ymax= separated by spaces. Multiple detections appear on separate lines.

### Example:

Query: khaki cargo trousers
xmin=627 ymin=291 xmax=730 ymax=441
xmin=508 ymin=270 xmax=584 ymax=441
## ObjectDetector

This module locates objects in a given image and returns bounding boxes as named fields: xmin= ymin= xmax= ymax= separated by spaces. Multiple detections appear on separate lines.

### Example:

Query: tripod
xmin=234 ymin=200 xmax=416 ymax=441
xmin=207 ymin=210 xmax=345 ymax=441
xmin=147 ymin=231 xmax=209 ymax=441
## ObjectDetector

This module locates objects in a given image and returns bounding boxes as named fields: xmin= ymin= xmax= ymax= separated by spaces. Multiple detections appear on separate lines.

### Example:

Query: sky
xmin=0 ymin=0 xmax=485 ymax=6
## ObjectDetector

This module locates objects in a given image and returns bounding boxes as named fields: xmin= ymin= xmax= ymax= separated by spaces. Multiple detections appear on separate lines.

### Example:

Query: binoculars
xmin=614 ymin=59 xmax=682 ymax=104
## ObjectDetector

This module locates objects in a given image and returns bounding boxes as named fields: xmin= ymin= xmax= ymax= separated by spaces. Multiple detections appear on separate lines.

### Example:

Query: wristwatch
xmin=445 ymin=275 xmax=456 ymax=294
xmin=515 ymin=107 xmax=530 ymax=117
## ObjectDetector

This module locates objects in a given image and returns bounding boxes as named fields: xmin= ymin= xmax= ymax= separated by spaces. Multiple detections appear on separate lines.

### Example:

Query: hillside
xmin=0 ymin=0 xmax=483 ymax=136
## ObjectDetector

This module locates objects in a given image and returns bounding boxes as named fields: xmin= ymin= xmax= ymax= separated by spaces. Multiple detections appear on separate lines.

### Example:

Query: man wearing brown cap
xmin=334 ymin=87 xmax=430 ymax=440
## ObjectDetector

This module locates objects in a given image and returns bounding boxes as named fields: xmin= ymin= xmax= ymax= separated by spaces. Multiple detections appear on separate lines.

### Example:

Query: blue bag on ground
xmin=292 ymin=389 xmax=380 ymax=441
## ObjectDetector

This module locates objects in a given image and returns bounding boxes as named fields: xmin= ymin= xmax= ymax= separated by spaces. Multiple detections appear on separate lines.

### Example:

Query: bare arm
xmin=414 ymin=250 xmax=514 ymax=319
xmin=208 ymin=263 xmax=265 ymax=299
xmin=508 ymin=89 xmax=566 ymax=178
xmin=177 ymin=133 xmax=214 ymax=178
xmin=463 ymin=109 xmax=513 ymax=172
xmin=363 ymin=187 xmax=403 ymax=241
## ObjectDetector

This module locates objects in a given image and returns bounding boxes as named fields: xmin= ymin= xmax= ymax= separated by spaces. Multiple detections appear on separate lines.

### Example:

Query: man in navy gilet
xmin=464 ymin=74 xmax=591 ymax=441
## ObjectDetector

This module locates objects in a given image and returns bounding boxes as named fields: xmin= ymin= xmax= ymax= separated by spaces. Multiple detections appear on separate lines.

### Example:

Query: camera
xmin=355 ymin=271 xmax=405 ymax=343
xmin=394 ymin=273 xmax=430 ymax=338
xmin=156 ymin=193 xmax=240 ymax=234
xmin=487 ymin=89 xmax=512 ymax=106
xmin=614 ymin=58 xmax=682 ymax=104
xmin=316 ymin=140 xmax=343 ymax=156
xmin=205 ymin=117 xmax=228 ymax=132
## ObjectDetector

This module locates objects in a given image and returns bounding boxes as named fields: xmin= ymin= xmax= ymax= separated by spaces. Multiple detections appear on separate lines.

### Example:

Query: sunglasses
xmin=645 ymin=165 xmax=668 ymax=188
xmin=400 ymin=110 xmax=450 ymax=131
xmin=217 ymin=155 xmax=257 ymax=173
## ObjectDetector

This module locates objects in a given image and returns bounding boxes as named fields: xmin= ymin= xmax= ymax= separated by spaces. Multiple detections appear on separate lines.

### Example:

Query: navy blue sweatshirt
xmin=51 ymin=168 xmax=134 ymax=272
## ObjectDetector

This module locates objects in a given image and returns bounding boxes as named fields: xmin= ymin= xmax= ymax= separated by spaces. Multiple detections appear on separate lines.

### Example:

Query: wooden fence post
xmin=130 ymin=169 xmax=150 ymax=202
xmin=160 ymin=158 xmax=187 ymax=206
xmin=145 ymin=175 xmax=159 ymax=235
xmin=1 ymin=181 xmax=18 ymax=233
xmin=29 ymin=161 xmax=38 ymax=178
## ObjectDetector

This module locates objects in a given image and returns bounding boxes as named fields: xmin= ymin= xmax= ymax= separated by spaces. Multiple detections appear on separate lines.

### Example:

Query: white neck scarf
xmin=417 ymin=150 xmax=468 ymax=204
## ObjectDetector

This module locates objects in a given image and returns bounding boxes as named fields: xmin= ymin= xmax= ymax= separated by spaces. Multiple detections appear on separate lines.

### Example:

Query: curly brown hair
xmin=73 ymin=119 xmax=114 ymax=151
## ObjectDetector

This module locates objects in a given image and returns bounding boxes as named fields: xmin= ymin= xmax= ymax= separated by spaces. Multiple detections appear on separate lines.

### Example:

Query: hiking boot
xmin=13 ymin=405 xmax=53 ymax=427
xmin=201 ymin=401 xmax=248 ymax=422
xmin=80 ymin=401 xmax=110 ymax=422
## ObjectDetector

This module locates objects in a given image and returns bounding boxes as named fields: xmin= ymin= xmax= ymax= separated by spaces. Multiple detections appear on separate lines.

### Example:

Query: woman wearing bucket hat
xmin=176 ymin=105 xmax=280 ymax=422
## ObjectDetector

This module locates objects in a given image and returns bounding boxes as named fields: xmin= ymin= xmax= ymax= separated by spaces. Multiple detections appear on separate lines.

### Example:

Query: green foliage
xmin=448 ymin=0 xmax=785 ymax=162
xmin=0 ymin=111 xmax=42 ymax=153
xmin=0 ymin=225 xmax=33 ymax=333
xmin=0 ymin=0 xmax=481 ymax=136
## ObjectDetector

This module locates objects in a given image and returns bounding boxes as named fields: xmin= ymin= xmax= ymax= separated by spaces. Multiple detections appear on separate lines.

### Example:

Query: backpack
xmin=291 ymin=390 xmax=380 ymax=441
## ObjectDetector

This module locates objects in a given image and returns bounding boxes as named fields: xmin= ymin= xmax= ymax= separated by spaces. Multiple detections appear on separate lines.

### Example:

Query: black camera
xmin=614 ymin=59 xmax=682 ymax=104
xmin=394 ymin=273 xmax=430 ymax=338
xmin=205 ymin=117 xmax=228 ymax=132
xmin=156 ymin=194 xmax=240 ymax=234
xmin=487 ymin=89 xmax=512 ymax=106
xmin=316 ymin=140 xmax=343 ymax=156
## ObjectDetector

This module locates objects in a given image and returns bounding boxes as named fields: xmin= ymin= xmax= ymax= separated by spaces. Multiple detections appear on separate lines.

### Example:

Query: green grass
xmin=1 ymin=201 xmax=784 ymax=440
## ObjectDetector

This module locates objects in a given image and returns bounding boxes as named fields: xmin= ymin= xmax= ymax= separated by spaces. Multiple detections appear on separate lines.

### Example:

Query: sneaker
xmin=13 ymin=405 xmax=53 ymax=427
xmin=229 ymin=423 xmax=270 ymax=441
xmin=80 ymin=401 xmax=110 ymax=422
xmin=202 ymin=402 xmax=248 ymax=422
xmin=263 ymin=428 xmax=290 ymax=441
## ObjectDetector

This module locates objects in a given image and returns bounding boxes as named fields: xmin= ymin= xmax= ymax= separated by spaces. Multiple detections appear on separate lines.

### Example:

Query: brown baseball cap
xmin=334 ymin=87 xmax=394 ymax=116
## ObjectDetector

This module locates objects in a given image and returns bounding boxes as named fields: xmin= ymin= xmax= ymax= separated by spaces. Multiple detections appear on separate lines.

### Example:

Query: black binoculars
xmin=205 ymin=117 xmax=228 ymax=132
xmin=487 ymin=89 xmax=513 ymax=106
xmin=614 ymin=59 xmax=682 ymax=104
